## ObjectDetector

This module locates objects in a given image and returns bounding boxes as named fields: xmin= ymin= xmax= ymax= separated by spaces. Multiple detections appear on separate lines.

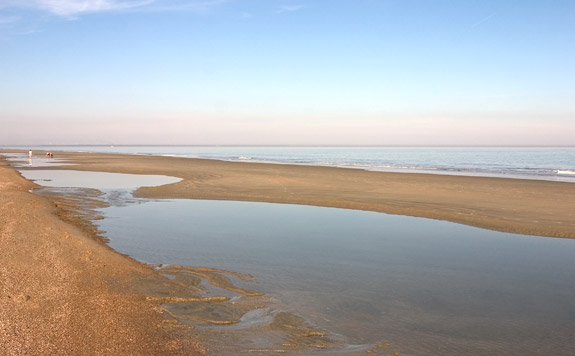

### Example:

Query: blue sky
xmin=1 ymin=0 xmax=573 ymax=145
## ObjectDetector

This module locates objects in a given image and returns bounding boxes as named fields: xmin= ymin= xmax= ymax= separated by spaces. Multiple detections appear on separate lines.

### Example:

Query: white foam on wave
xmin=556 ymin=170 xmax=575 ymax=175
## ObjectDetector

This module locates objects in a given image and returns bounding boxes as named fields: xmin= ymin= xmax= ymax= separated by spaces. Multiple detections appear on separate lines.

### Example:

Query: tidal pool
xmin=11 ymin=165 xmax=575 ymax=355
xmin=97 ymin=199 xmax=575 ymax=356
xmin=18 ymin=169 xmax=181 ymax=190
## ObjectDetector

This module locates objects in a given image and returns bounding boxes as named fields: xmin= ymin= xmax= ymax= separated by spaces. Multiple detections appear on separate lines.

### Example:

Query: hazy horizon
xmin=1 ymin=1 xmax=573 ymax=146
xmin=4 ymin=143 xmax=575 ymax=149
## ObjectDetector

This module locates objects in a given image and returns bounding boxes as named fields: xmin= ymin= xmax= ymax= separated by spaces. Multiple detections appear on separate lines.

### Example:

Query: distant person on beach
xmin=29 ymin=149 xmax=32 ymax=158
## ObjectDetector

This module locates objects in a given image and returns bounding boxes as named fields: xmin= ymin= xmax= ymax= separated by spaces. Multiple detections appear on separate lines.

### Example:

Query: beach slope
xmin=0 ymin=158 xmax=202 ymax=355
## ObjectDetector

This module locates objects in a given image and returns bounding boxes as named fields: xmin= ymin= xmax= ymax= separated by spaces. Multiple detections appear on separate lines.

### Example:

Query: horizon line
xmin=2 ymin=144 xmax=575 ymax=148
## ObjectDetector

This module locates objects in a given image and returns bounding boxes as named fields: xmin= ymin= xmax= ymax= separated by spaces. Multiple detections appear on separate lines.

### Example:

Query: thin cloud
xmin=0 ymin=0 xmax=154 ymax=17
xmin=0 ymin=15 xmax=20 ymax=24
xmin=0 ymin=0 xmax=228 ymax=17
xmin=145 ymin=0 xmax=227 ymax=13
xmin=276 ymin=4 xmax=306 ymax=14
xmin=471 ymin=12 xmax=497 ymax=28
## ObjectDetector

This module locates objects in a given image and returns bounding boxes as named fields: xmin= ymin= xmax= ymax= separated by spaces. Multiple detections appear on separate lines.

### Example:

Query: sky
xmin=0 ymin=0 xmax=574 ymax=146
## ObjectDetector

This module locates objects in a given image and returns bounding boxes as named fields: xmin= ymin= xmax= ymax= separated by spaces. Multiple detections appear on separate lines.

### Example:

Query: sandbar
xmin=14 ymin=150 xmax=574 ymax=239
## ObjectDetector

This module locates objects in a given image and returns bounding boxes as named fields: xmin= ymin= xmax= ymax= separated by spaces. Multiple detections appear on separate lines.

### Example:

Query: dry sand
xmin=2 ymin=149 xmax=575 ymax=355
xmin=25 ymin=150 xmax=575 ymax=239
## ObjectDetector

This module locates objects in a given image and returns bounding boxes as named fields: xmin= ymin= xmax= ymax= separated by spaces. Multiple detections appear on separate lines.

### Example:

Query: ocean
xmin=8 ymin=145 xmax=575 ymax=183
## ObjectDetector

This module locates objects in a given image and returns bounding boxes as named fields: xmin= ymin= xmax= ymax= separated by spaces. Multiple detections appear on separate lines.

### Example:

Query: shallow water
xmin=11 ymin=166 xmax=575 ymax=355
xmin=1 ymin=152 xmax=72 ymax=168
xmin=18 ymin=170 xmax=180 ymax=190
xmin=98 ymin=199 xmax=575 ymax=356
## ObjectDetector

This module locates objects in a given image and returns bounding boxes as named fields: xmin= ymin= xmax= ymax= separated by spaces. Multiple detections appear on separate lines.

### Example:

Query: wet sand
xmin=16 ymin=150 xmax=575 ymax=239
xmin=0 ymin=156 xmax=206 ymax=355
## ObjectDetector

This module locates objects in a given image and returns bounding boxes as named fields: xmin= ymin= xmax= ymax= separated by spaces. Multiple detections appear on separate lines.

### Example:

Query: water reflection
xmin=1 ymin=152 xmax=69 ymax=168
xmin=18 ymin=170 xmax=180 ymax=190
xmin=98 ymin=199 xmax=575 ymax=356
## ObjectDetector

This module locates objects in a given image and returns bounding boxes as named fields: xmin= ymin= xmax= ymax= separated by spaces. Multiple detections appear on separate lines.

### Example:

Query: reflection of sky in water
xmin=98 ymin=199 xmax=575 ymax=356
xmin=1 ymin=152 xmax=71 ymax=168
xmin=19 ymin=170 xmax=180 ymax=190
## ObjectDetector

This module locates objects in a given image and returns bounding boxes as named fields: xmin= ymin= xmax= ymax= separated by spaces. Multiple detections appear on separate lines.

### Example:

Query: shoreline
xmin=6 ymin=146 xmax=575 ymax=184
xmin=5 ymin=149 xmax=573 ymax=239
xmin=2 ymin=149 xmax=575 ymax=354
xmin=1 ymin=152 xmax=361 ymax=355
xmin=0 ymin=155 xmax=206 ymax=355
xmin=163 ymin=156 xmax=575 ymax=184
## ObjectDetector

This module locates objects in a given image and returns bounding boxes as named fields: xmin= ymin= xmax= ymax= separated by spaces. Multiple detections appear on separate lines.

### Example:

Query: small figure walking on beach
xmin=29 ymin=149 xmax=32 ymax=159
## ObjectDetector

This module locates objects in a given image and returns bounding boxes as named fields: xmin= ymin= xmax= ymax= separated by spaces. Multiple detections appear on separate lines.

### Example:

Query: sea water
xmin=6 ymin=146 xmax=575 ymax=183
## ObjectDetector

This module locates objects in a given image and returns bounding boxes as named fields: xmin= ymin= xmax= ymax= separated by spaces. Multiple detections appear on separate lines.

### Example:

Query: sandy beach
xmin=19 ymin=150 xmax=575 ymax=239
xmin=2 ymin=149 xmax=575 ymax=355
xmin=0 ymin=155 xmax=205 ymax=355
